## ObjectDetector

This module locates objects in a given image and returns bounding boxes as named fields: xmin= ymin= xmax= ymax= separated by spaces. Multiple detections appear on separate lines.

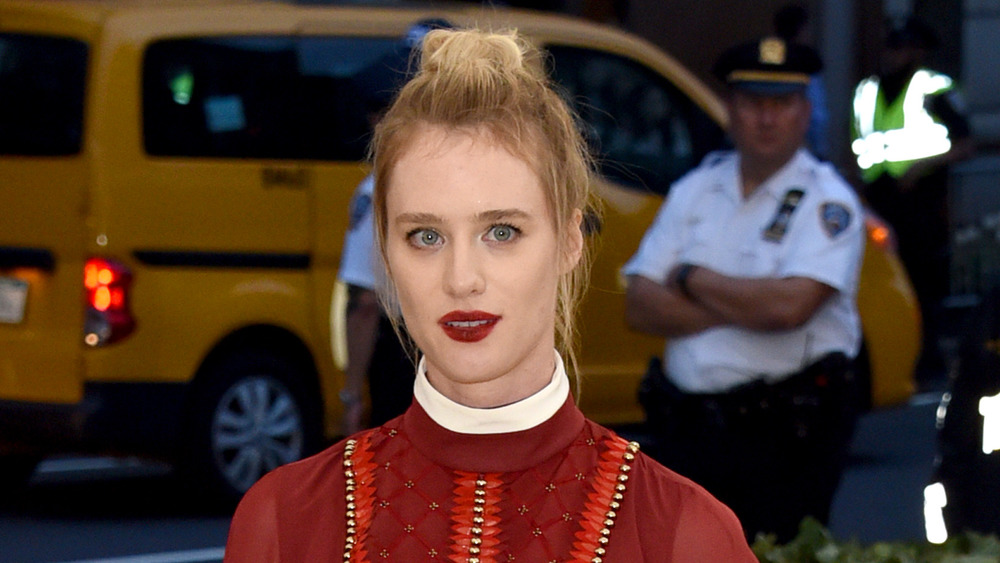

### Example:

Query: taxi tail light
xmin=83 ymin=257 xmax=136 ymax=346
xmin=864 ymin=210 xmax=897 ymax=252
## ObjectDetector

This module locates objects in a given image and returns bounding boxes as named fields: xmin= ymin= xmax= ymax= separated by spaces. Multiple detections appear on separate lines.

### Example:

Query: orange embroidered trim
xmin=343 ymin=434 xmax=377 ymax=563
xmin=449 ymin=471 xmax=503 ymax=563
xmin=568 ymin=437 xmax=639 ymax=563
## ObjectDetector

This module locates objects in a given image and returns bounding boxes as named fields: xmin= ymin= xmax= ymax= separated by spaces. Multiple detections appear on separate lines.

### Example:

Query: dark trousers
xmin=639 ymin=354 xmax=859 ymax=543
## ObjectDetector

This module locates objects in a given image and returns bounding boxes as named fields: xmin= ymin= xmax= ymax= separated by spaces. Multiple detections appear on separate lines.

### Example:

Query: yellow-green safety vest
xmin=851 ymin=68 xmax=956 ymax=182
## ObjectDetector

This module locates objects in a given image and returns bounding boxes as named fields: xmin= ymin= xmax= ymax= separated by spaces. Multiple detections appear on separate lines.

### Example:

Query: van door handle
xmin=0 ymin=246 xmax=55 ymax=271
xmin=261 ymin=166 xmax=311 ymax=189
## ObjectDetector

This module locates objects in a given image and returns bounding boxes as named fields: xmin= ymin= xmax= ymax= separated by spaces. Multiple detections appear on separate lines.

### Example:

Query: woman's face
xmin=384 ymin=125 xmax=581 ymax=408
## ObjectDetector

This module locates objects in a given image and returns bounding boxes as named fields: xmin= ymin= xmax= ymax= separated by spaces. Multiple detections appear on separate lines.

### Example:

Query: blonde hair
xmin=370 ymin=28 xmax=596 ymax=382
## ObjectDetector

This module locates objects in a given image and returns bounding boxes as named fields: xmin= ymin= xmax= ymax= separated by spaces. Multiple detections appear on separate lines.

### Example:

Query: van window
xmin=548 ymin=45 xmax=726 ymax=195
xmin=143 ymin=36 xmax=402 ymax=161
xmin=0 ymin=34 xmax=87 ymax=156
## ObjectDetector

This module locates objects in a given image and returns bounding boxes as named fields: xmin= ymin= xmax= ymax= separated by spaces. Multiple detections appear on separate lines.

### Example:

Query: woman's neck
xmin=413 ymin=352 xmax=570 ymax=434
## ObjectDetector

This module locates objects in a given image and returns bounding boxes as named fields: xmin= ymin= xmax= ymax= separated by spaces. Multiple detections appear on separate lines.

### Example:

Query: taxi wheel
xmin=182 ymin=350 xmax=322 ymax=504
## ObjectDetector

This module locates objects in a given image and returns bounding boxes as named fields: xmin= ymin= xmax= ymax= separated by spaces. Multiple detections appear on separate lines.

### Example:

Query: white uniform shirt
xmin=623 ymin=149 xmax=864 ymax=393
xmin=338 ymin=174 xmax=380 ymax=290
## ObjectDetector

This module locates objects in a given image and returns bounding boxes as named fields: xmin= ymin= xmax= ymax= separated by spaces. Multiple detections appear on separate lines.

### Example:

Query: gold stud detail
xmin=342 ymin=440 xmax=358 ymax=560
xmin=579 ymin=439 xmax=638 ymax=561
xmin=465 ymin=474 xmax=490 ymax=563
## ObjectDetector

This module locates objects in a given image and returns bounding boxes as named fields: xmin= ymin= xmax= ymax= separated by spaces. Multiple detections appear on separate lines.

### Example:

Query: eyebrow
xmin=477 ymin=208 xmax=531 ymax=223
xmin=394 ymin=208 xmax=532 ymax=226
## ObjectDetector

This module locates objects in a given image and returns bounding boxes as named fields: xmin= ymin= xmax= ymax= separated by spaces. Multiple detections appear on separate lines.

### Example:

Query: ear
xmin=560 ymin=208 xmax=584 ymax=275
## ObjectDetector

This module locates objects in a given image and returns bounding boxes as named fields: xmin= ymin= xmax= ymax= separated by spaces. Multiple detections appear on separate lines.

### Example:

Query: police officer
xmin=624 ymin=37 xmax=864 ymax=542
xmin=851 ymin=18 xmax=973 ymax=387
xmin=337 ymin=171 xmax=415 ymax=435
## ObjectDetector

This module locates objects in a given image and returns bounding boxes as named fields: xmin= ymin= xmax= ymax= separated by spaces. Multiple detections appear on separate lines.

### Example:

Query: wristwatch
xmin=675 ymin=263 xmax=698 ymax=299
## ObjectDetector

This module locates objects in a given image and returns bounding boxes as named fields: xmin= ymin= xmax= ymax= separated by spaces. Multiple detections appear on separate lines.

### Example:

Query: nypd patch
xmin=820 ymin=202 xmax=852 ymax=238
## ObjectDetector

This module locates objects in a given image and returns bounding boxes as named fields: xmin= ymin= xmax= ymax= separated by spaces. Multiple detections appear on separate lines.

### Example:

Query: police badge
xmin=763 ymin=188 xmax=805 ymax=242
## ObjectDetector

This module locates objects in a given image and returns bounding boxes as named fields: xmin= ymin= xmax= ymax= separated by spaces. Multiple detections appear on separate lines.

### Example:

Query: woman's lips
xmin=438 ymin=311 xmax=501 ymax=343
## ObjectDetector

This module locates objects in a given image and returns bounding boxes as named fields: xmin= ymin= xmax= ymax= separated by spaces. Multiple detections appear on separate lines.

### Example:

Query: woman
xmin=225 ymin=28 xmax=755 ymax=562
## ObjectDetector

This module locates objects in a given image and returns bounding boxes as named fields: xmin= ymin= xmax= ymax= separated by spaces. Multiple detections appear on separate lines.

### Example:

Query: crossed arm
xmin=624 ymin=266 xmax=835 ymax=338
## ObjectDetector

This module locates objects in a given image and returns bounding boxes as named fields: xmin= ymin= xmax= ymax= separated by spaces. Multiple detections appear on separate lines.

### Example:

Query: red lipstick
xmin=438 ymin=311 xmax=500 ymax=343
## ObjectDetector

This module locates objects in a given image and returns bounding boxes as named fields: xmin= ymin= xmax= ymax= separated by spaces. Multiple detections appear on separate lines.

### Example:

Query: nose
xmin=443 ymin=240 xmax=486 ymax=297
xmin=758 ymin=100 xmax=779 ymax=126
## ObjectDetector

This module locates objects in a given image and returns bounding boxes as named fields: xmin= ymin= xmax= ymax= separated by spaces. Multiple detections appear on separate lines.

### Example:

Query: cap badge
xmin=759 ymin=37 xmax=786 ymax=65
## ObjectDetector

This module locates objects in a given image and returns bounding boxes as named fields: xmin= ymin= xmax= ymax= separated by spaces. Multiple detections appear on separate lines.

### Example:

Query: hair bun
xmin=418 ymin=29 xmax=546 ymax=106
xmin=421 ymin=29 xmax=524 ymax=73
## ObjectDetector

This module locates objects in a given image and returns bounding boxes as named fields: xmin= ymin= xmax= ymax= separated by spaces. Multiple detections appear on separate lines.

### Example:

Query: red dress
xmin=225 ymin=391 xmax=755 ymax=562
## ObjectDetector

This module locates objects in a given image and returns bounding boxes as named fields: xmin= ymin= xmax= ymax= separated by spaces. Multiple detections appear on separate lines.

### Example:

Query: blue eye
xmin=408 ymin=229 xmax=441 ymax=247
xmin=486 ymin=224 xmax=519 ymax=242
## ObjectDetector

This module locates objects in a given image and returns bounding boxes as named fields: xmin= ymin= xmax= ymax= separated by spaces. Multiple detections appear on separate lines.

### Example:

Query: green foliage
xmin=751 ymin=517 xmax=1000 ymax=563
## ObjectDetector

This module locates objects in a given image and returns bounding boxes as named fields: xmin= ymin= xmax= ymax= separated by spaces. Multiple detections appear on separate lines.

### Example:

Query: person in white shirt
xmin=623 ymin=36 xmax=864 ymax=543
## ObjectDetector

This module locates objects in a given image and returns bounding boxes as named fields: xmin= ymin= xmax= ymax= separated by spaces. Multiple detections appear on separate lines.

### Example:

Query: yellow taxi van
xmin=0 ymin=0 xmax=919 ymax=500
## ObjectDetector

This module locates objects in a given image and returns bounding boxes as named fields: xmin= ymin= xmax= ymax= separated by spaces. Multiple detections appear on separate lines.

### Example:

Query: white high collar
xmin=413 ymin=351 xmax=571 ymax=435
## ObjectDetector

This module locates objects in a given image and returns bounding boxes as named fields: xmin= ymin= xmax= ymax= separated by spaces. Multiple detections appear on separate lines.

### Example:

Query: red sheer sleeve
xmin=667 ymin=485 xmax=758 ymax=562
xmin=224 ymin=473 xmax=281 ymax=563
xmin=629 ymin=454 xmax=757 ymax=562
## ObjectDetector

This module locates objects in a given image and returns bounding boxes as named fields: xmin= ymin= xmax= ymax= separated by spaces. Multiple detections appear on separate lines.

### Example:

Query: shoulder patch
xmin=820 ymin=202 xmax=852 ymax=238
xmin=348 ymin=193 xmax=372 ymax=231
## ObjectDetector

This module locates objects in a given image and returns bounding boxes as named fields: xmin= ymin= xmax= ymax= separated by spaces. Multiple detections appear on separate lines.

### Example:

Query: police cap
xmin=712 ymin=37 xmax=822 ymax=95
